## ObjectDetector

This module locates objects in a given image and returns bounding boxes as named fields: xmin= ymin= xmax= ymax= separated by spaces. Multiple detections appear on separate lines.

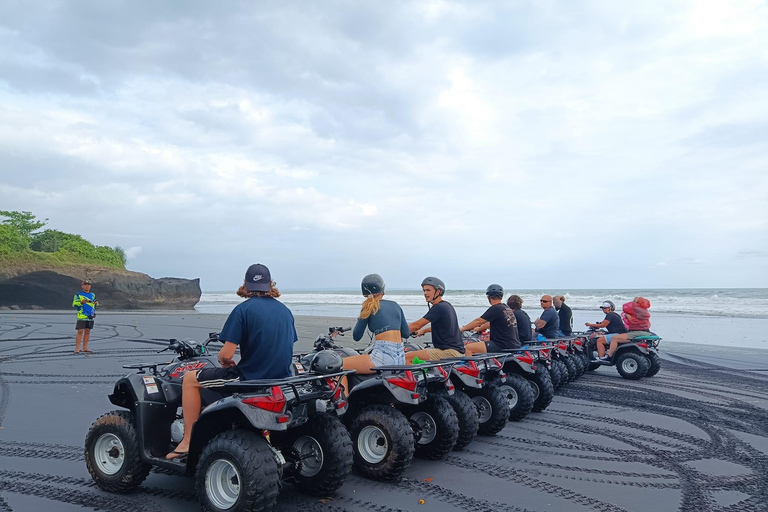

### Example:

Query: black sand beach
xmin=1 ymin=311 xmax=767 ymax=512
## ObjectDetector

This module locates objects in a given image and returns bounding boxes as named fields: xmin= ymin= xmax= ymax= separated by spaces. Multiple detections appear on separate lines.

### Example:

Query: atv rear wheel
xmin=645 ymin=352 xmax=661 ymax=377
xmin=85 ymin=410 xmax=150 ymax=493
xmin=407 ymin=396 xmax=459 ymax=460
xmin=497 ymin=373 xmax=535 ymax=421
xmin=468 ymin=385 xmax=509 ymax=436
xmin=196 ymin=429 xmax=279 ymax=512
xmin=527 ymin=366 xmax=555 ymax=412
xmin=616 ymin=352 xmax=650 ymax=380
xmin=440 ymin=390 xmax=478 ymax=450
xmin=349 ymin=404 xmax=414 ymax=481
xmin=276 ymin=413 xmax=353 ymax=496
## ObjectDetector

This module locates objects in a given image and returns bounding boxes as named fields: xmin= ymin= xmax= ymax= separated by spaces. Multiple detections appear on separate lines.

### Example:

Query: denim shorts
xmin=369 ymin=340 xmax=405 ymax=366
xmin=604 ymin=333 xmax=616 ymax=344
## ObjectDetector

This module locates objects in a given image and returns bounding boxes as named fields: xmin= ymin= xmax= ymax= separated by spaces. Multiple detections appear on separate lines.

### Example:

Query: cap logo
xmin=252 ymin=275 xmax=263 ymax=281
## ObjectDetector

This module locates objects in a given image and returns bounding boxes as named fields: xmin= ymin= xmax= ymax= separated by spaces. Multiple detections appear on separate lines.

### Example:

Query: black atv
xmin=405 ymin=336 xmax=508 ymax=441
xmin=457 ymin=331 xmax=538 ymax=421
xmin=513 ymin=341 xmax=556 ymax=411
xmin=85 ymin=333 xmax=354 ymax=512
xmin=298 ymin=327 xmax=459 ymax=481
xmin=579 ymin=329 xmax=662 ymax=379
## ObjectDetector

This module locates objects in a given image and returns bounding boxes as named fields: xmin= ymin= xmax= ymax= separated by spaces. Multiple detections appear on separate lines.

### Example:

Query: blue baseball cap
xmin=245 ymin=263 xmax=271 ymax=292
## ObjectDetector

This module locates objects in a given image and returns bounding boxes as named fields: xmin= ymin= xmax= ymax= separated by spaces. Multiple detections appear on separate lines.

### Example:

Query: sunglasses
xmin=540 ymin=300 xmax=551 ymax=303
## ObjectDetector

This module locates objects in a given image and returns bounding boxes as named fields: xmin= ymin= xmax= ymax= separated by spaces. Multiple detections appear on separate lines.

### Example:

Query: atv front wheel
xmin=563 ymin=356 xmax=579 ymax=383
xmin=645 ymin=352 xmax=661 ymax=377
xmin=406 ymin=396 xmax=459 ymax=460
xmin=554 ymin=359 xmax=570 ymax=386
xmin=527 ymin=365 xmax=555 ymax=412
xmin=441 ymin=390 xmax=478 ymax=450
xmin=497 ymin=373 xmax=535 ymax=421
xmin=196 ymin=429 xmax=280 ymax=512
xmin=548 ymin=360 xmax=563 ymax=389
xmin=616 ymin=352 xmax=650 ymax=380
xmin=277 ymin=413 xmax=353 ymax=496
xmin=85 ymin=410 xmax=150 ymax=493
xmin=350 ymin=404 xmax=414 ymax=481
xmin=468 ymin=385 xmax=509 ymax=435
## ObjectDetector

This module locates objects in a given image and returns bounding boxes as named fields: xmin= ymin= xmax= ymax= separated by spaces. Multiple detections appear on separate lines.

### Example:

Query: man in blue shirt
xmin=167 ymin=263 xmax=297 ymax=460
xmin=534 ymin=295 xmax=560 ymax=339
xmin=73 ymin=280 xmax=98 ymax=353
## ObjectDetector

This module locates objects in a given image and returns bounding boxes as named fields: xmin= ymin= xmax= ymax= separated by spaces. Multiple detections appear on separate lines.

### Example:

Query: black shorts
xmin=197 ymin=366 xmax=240 ymax=389
xmin=76 ymin=320 xmax=95 ymax=330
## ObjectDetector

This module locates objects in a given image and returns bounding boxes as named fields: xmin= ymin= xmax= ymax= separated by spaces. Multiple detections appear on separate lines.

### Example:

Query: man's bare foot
xmin=83 ymin=349 xmax=93 ymax=353
xmin=166 ymin=448 xmax=189 ymax=460
xmin=74 ymin=350 xmax=80 ymax=353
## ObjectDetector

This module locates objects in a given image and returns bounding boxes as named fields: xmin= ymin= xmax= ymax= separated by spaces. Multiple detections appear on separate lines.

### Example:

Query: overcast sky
xmin=1 ymin=0 xmax=766 ymax=291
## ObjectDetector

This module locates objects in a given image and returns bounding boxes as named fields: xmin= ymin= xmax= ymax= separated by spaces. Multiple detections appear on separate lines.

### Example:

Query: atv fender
xmin=109 ymin=374 xmax=163 ymax=409
xmin=347 ymin=376 xmax=417 ymax=405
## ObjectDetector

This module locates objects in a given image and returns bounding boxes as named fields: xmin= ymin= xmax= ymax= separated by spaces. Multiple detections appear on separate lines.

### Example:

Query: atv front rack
xmin=374 ymin=361 xmax=458 ymax=382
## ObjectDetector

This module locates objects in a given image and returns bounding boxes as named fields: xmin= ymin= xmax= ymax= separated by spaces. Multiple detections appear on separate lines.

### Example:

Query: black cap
xmin=82 ymin=280 xmax=92 ymax=285
xmin=244 ymin=264 xmax=271 ymax=292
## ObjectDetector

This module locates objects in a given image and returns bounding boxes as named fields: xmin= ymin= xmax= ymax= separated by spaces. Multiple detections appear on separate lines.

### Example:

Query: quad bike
xmin=85 ymin=333 xmax=354 ymax=512
xmin=411 ymin=332 xmax=537 ymax=422
xmin=405 ymin=336 xmax=509 ymax=440
xmin=578 ymin=329 xmax=662 ymax=380
xmin=297 ymin=327 xmax=459 ymax=481
xmin=513 ymin=340 xmax=556 ymax=411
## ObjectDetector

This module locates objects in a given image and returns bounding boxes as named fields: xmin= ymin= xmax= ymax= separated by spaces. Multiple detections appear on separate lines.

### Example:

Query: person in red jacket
xmin=597 ymin=297 xmax=652 ymax=362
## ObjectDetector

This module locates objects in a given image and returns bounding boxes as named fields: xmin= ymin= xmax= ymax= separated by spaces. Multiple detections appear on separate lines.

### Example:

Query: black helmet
xmin=361 ymin=274 xmax=385 ymax=296
xmin=421 ymin=277 xmax=446 ymax=296
xmin=310 ymin=351 xmax=343 ymax=374
xmin=600 ymin=300 xmax=615 ymax=311
xmin=486 ymin=284 xmax=503 ymax=298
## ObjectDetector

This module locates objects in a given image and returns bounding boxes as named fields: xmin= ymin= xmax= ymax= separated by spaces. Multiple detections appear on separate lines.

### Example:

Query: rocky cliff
xmin=0 ymin=264 xmax=201 ymax=310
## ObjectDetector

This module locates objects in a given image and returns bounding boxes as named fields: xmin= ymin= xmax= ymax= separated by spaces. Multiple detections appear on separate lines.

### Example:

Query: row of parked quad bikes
xmin=84 ymin=327 xmax=662 ymax=512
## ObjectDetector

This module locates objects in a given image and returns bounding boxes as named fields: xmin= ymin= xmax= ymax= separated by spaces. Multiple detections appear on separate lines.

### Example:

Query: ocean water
xmin=196 ymin=288 xmax=768 ymax=319
xmin=195 ymin=289 xmax=768 ymax=349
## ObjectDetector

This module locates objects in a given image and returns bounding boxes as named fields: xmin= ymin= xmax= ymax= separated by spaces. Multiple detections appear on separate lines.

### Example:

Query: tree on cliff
xmin=0 ymin=210 xmax=47 ymax=239
xmin=0 ymin=210 xmax=127 ymax=269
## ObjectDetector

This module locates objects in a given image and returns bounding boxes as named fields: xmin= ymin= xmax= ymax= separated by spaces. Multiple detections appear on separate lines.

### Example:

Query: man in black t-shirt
xmin=534 ymin=295 xmax=560 ymax=339
xmin=407 ymin=277 xmax=465 ymax=362
xmin=507 ymin=294 xmax=533 ymax=342
xmin=462 ymin=284 xmax=520 ymax=355
xmin=585 ymin=300 xmax=627 ymax=359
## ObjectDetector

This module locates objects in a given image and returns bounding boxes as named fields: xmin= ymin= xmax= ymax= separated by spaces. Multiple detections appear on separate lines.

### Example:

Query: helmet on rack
xmin=310 ymin=351 xmax=344 ymax=374
xmin=361 ymin=274 xmax=385 ymax=296
xmin=421 ymin=277 xmax=446 ymax=296
xmin=486 ymin=284 xmax=504 ymax=298
xmin=600 ymin=300 xmax=615 ymax=311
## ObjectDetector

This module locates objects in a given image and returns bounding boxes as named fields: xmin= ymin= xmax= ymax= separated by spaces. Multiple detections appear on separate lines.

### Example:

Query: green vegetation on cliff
xmin=0 ymin=211 xmax=127 ymax=269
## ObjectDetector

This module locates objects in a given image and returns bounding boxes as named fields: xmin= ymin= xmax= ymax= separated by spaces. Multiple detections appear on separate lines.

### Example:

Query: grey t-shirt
xmin=536 ymin=306 xmax=560 ymax=339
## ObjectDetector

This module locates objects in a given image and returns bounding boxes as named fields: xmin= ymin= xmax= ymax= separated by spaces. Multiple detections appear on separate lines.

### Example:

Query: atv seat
xmin=633 ymin=335 xmax=661 ymax=341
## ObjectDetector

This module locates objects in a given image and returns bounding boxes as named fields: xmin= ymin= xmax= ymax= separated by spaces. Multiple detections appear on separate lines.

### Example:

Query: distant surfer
xmin=73 ymin=280 xmax=98 ymax=353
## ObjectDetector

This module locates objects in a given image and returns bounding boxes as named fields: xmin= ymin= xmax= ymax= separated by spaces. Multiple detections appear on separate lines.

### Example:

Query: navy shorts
xmin=485 ymin=340 xmax=518 ymax=352
xmin=197 ymin=366 xmax=241 ymax=389
xmin=76 ymin=320 xmax=94 ymax=330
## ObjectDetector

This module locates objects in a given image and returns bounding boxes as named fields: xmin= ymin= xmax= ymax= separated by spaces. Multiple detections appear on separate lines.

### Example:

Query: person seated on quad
xmin=533 ymin=295 xmax=560 ymax=340
xmin=340 ymin=274 xmax=409 ymax=391
xmin=585 ymin=300 xmax=627 ymax=359
xmin=166 ymin=263 xmax=297 ymax=460
xmin=507 ymin=294 xmax=533 ymax=343
xmin=406 ymin=277 xmax=465 ymax=362
xmin=460 ymin=284 xmax=521 ymax=356
xmin=596 ymin=297 xmax=652 ymax=363
xmin=553 ymin=295 xmax=573 ymax=336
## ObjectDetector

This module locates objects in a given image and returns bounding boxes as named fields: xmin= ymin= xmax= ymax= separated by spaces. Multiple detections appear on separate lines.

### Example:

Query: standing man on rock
xmin=73 ymin=280 xmax=98 ymax=353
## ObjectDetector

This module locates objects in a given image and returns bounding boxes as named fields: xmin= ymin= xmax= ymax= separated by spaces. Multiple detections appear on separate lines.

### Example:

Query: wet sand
xmin=1 ymin=311 xmax=768 ymax=512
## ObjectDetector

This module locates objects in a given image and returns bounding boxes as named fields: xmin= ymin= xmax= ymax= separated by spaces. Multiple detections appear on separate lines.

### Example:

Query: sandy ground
xmin=1 ymin=311 xmax=767 ymax=512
